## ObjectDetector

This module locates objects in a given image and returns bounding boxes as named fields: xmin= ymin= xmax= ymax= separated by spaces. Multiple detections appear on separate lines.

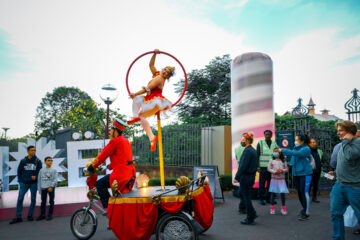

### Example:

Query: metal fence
xmin=130 ymin=124 xmax=208 ymax=167
xmin=276 ymin=115 xmax=334 ymax=190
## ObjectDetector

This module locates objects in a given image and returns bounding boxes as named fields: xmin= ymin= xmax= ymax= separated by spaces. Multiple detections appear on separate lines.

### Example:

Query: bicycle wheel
xmin=70 ymin=208 xmax=97 ymax=240
xmin=155 ymin=212 xmax=198 ymax=240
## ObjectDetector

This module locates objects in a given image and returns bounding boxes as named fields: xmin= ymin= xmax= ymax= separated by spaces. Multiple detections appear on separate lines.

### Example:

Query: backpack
xmin=307 ymin=154 xmax=316 ymax=170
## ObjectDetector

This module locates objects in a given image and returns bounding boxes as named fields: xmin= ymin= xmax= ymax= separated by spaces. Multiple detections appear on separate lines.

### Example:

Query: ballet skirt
xmin=132 ymin=87 xmax=172 ymax=118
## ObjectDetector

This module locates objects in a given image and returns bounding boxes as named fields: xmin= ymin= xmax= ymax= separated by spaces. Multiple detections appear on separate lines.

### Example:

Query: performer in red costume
xmin=87 ymin=118 xmax=136 ymax=209
xmin=128 ymin=49 xmax=175 ymax=151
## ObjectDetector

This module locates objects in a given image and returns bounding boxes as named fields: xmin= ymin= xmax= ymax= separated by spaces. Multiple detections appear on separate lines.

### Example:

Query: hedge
xmin=148 ymin=174 xmax=233 ymax=191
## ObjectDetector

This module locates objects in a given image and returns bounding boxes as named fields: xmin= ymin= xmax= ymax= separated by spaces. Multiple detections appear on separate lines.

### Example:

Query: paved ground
xmin=1 ymin=192 xmax=359 ymax=240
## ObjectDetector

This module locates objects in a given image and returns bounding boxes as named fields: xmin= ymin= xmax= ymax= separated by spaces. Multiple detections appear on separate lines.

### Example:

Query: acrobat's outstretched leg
xmin=139 ymin=116 xmax=158 ymax=151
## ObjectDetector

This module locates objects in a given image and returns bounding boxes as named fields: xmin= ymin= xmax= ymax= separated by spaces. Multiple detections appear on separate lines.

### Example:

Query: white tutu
xmin=132 ymin=95 xmax=172 ymax=119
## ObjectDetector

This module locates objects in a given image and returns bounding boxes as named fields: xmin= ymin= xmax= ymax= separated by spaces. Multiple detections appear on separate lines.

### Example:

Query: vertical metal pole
xmin=157 ymin=112 xmax=165 ymax=189
xmin=105 ymin=101 xmax=110 ymax=139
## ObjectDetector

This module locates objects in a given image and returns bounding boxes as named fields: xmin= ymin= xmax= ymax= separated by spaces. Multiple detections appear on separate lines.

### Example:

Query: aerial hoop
xmin=125 ymin=51 xmax=188 ymax=108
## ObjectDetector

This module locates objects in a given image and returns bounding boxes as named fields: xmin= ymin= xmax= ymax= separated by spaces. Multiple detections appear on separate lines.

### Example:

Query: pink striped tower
xmin=231 ymin=52 xmax=275 ymax=186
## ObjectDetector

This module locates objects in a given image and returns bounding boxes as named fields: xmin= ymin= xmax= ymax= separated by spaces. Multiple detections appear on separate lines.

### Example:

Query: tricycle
xmin=70 ymin=173 xmax=214 ymax=240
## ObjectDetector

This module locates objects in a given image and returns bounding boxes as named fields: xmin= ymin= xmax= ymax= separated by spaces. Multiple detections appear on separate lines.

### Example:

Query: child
xmin=36 ymin=156 xmax=57 ymax=221
xmin=267 ymin=148 xmax=289 ymax=215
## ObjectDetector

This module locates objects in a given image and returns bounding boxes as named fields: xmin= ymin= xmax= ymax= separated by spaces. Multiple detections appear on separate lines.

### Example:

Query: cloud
xmin=0 ymin=29 xmax=29 ymax=77
xmin=0 ymin=0 xmax=251 ymax=138
xmin=224 ymin=0 xmax=248 ymax=9
xmin=271 ymin=28 xmax=360 ymax=118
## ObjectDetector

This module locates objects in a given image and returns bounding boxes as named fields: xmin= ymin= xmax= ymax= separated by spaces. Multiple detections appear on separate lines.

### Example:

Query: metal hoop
xmin=125 ymin=51 xmax=188 ymax=107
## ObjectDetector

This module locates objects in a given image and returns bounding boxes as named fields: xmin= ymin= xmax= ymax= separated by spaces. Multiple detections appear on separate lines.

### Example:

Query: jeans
xmin=258 ymin=167 xmax=271 ymax=201
xmin=40 ymin=188 xmax=55 ymax=216
xmin=95 ymin=174 xmax=110 ymax=209
xmin=293 ymin=175 xmax=312 ymax=216
xmin=16 ymin=182 xmax=37 ymax=218
xmin=330 ymin=182 xmax=360 ymax=240
xmin=240 ymin=174 xmax=257 ymax=220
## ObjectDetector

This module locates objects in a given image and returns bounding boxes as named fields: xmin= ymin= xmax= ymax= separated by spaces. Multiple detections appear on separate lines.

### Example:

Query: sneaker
xmin=281 ymin=208 xmax=288 ymax=215
xmin=270 ymin=206 xmax=275 ymax=215
xmin=312 ymin=198 xmax=320 ymax=203
xmin=46 ymin=215 xmax=53 ymax=221
xmin=27 ymin=215 xmax=34 ymax=221
xmin=241 ymin=218 xmax=256 ymax=225
xmin=9 ymin=218 xmax=22 ymax=224
xmin=298 ymin=214 xmax=310 ymax=221
xmin=36 ymin=215 xmax=46 ymax=221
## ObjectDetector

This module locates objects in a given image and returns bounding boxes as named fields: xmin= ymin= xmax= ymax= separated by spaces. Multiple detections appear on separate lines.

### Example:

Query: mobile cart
xmin=70 ymin=176 xmax=214 ymax=240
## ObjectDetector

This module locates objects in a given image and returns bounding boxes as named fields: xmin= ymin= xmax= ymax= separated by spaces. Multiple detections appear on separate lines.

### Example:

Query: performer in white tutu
xmin=128 ymin=49 xmax=175 ymax=151
xmin=267 ymin=148 xmax=289 ymax=215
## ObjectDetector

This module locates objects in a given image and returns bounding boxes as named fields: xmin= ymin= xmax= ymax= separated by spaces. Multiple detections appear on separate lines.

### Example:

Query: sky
xmin=0 ymin=0 xmax=359 ymax=138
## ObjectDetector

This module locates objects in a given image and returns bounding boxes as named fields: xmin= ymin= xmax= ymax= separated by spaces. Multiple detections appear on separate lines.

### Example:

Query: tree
xmin=35 ymin=86 xmax=92 ymax=136
xmin=61 ymin=99 xmax=105 ymax=138
xmin=174 ymin=55 xmax=231 ymax=125
xmin=61 ymin=100 xmax=131 ymax=139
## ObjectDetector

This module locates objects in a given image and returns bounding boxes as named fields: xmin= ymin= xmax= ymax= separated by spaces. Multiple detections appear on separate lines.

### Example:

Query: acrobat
xmin=128 ymin=50 xmax=175 ymax=151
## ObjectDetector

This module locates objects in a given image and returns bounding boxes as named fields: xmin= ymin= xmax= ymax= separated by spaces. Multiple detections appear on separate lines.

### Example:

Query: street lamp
xmin=100 ymin=84 xmax=118 ymax=139
xmin=2 ymin=127 xmax=9 ymax=139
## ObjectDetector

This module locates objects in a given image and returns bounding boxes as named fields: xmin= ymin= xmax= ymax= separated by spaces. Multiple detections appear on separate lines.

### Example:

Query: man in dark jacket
xmin=309 ymin=138 xmax=323 ymax=203
xmin=9 ymin=145 xmax=42 ymax=224
xmin=234 ymin=132 xmax=259 ymax=225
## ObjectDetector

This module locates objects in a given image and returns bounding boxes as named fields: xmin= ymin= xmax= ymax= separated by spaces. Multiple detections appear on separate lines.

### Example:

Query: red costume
xmin=128 ymin=71 xmax=172 ymax=124
xmin=92 ymin=136 xmax=136 ymax=193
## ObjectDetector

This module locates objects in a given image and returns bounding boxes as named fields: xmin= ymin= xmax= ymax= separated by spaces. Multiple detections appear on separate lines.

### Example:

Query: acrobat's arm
xmin=149 ymin=49 xmax=159 ymax=74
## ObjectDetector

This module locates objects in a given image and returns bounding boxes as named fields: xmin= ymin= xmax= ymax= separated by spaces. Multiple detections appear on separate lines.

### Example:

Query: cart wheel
xmin=70 ymin=208 xmax=97 ymax=240
xmin=156 ymin=212 xmax=198 ymax=240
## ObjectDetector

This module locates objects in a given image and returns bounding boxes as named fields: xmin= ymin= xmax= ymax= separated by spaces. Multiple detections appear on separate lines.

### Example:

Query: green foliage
xmin=56 ymin=182 xmax=68 ymax=187
xmin=35 ymin=86 xmax=92 ymax=136
xmin=275 ymin=114 xmax=340 ymax=146
xmin=174 ymin=55 xmax=231 ymax=125
xmin=275 ymin=114 xmax=294 ymax=130
xmin=0 ymin=136 xmax=27 ymax=151
xmin=61 ymin=99 xmax=105 ymax=139
xmin=219 ymin=174 xmax=232 ymax=191
xmin=149 ymin=174 xmax=232 ymax=191
xmin=148 ymin=177 xmax=183 ymax=186
xmin=131 ymin=123 xmax=203 ymax=166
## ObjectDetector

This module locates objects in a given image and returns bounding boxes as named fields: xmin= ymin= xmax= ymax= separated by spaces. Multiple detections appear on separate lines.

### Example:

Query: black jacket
xmin=310 ymin=148 xmax=322 ymax=173
xmin=18 ymin=156 xmax=42 ymax=184
xmin=235 ymin=145 xmax=258 ymax=181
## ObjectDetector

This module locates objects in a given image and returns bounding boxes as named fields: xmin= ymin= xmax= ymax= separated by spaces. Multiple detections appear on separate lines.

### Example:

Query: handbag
xmin=307 ymin=155 xmax=316 ymax=170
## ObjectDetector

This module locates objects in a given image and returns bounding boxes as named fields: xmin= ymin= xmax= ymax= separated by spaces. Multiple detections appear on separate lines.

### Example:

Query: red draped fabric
xmin=107 ymin=187 xmax=213 ymax=239
xmin=193 ymin=186 xmax=214 ymax=230
xmin=107 ymin=198 xmax=158 ymax=240
xmin=160 ymin=196 xmax=186 ymax=214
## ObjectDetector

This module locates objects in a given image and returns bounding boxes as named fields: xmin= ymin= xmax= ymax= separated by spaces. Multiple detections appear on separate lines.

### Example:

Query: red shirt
xmin=92 ymin=136 xmax=136 ymax=193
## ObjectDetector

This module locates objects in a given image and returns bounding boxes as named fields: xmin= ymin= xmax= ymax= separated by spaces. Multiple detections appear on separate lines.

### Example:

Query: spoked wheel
xmin=155 ymin=212 xmax=198 ymax=240
xmin=70 ymin=208 xmax=97 ymax=240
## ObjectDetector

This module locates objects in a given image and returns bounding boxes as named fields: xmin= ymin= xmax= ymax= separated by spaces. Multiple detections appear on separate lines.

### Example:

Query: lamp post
xmin=2 ymin=127 xmax=9 ymax=139
xmin=100 ymin=84 xmax=118 ymax=139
